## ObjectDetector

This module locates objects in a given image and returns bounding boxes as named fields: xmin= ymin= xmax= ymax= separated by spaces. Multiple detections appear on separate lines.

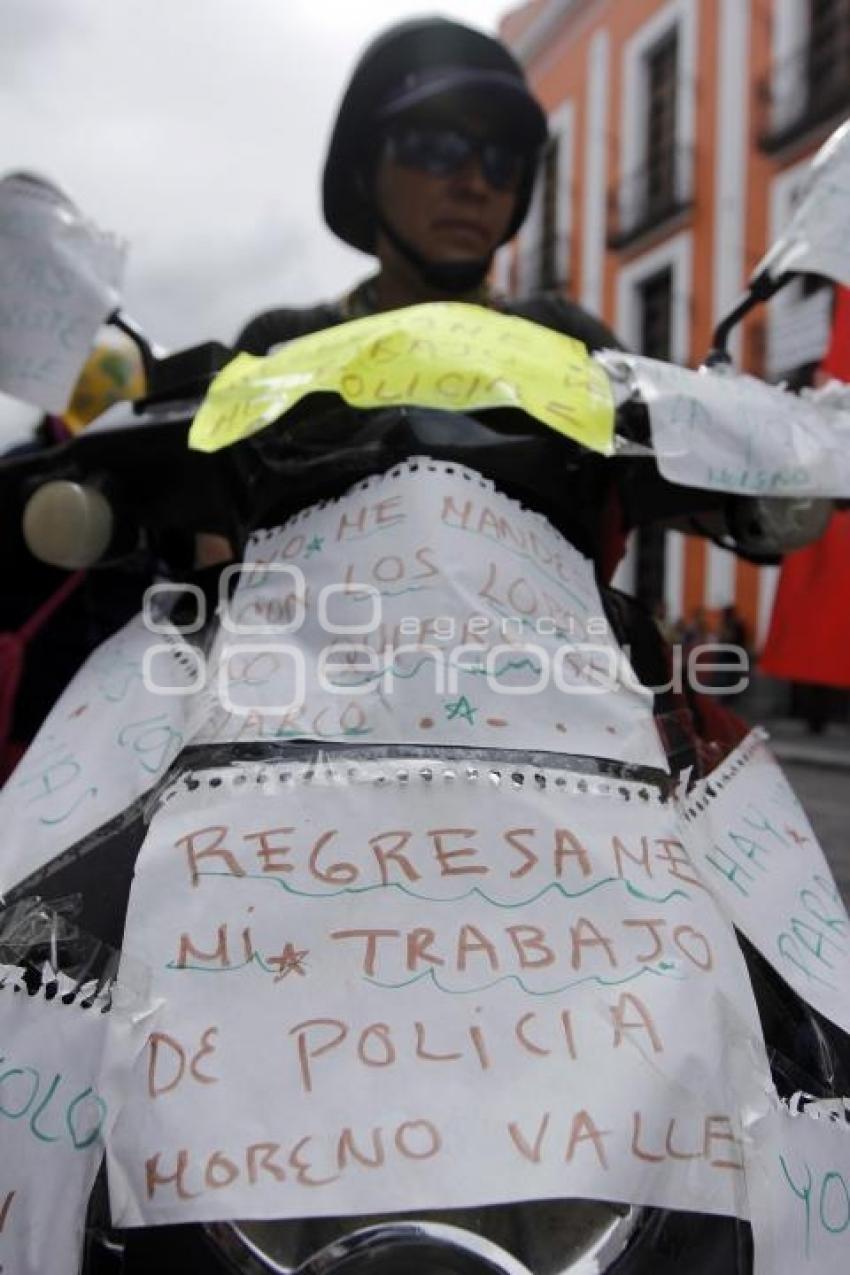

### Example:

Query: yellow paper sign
xmin=188 ymin=302 xmax=615 ymax=455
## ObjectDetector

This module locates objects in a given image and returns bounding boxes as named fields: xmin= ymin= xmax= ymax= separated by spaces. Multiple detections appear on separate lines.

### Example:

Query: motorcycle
xmin=3 ymin=123 xmax=850 ymax=1275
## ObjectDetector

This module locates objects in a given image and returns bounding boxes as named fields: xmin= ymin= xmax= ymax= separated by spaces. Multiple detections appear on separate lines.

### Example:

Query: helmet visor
xmin=375 ymin=66 xmax=548 ymax=150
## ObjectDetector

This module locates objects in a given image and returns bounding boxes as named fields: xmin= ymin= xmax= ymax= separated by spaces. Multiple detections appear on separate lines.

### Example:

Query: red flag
xmin=760 ymin=287 xmax=850 ymax=686
xmin=760 ymin=510 xmax=850 ymax=685
xmin=821 ymin=285 xmax=850 ymax=380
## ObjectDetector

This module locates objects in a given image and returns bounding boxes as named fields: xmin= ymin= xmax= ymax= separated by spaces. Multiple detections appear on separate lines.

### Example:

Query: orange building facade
xmin=498 ymin=0 xmax=850 ymax=649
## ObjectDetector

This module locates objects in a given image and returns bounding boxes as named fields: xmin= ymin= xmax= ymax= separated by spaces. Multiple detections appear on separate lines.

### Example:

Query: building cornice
xmin=510 ymin=0 xmax=585 ymax=66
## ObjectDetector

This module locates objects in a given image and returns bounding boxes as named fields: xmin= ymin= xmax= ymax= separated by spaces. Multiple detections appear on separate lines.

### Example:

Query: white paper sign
xmin=608 ymin=353 xmax=850 ymax=498
xmin=108 ymin=758 xmax=767 ymax=1227
xmin=197 ymin=458 xmax=667 ymax=770
xmin=0 ymin=966 xmax=144 ymax=1275
xmin=0 ymin=614 xmax=199 ymax=893
xmin=679 ymin=729 xmax=850 ymax=1035
xmin=756 ymin=118 xmax=850 ymax=289
xmin=746 ymin=1104 xmax=850 ymax=1274
xmin=0 ymin=173 xmax=126 ymax=413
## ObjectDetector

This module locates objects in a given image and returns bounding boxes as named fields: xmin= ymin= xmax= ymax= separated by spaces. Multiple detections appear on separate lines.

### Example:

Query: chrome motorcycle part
xmin=206 ymin=1200 xmax=640 ymax=1275
xmin=728 ymin=495 xmax=833 ymax=556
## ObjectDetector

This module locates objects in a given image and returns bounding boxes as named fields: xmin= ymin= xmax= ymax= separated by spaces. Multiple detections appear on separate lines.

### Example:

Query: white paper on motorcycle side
xmin=610 ymin=353 xmax=850 ymax=498
xmin=108 ymin=759 xmax=768 ymax=1227
xmin=0 ymin=615 xmax=200 ymax=892
xmin=197 ymin=457 xmax=666 ymax=769
xmin=0 ymin=173 xmax=126 ymax=413
xmin=0 ymin=966 xmax=146 ymax=1275
xmin=679 ymin=728 xmax=850 ymax=1035
xmin=745 ymin=1103 xmax=850 ymax=1275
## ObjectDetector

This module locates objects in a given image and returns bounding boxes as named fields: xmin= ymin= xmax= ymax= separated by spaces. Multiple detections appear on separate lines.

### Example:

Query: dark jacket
xmin=234 ymin=285 xmax=624 ymax=357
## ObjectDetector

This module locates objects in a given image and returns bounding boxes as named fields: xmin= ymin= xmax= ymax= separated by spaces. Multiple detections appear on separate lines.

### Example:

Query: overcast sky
xmin=1 ymin=0 xmax=510 ymax=356
xmin=0 ymin=0 xmax=515 ymax=443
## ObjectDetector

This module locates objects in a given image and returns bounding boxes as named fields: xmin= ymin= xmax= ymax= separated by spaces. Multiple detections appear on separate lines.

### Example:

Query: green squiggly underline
xmin=333 ymin=652 xmax=543 ymax=688
xmin=196 ymin=869 xmax=689 ymax=908
xmin=346 ymin=584 xmax=436 ymax=600
xmin=364 ymin=963 xmax=686 ymax=996
xmin=165 ymin=952 xmax=687 ymax=995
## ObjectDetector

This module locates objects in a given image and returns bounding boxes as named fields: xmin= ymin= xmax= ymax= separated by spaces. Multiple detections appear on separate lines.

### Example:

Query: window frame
xmin=619 ymin=0 xmax=698 ymax=224
xmin=765 ymin=157 xmax=834 ymax=380
xmin=615 ymin=230 xmax=693 ymax=366
xmin=515 ymin=98 xmax=574 ymax=295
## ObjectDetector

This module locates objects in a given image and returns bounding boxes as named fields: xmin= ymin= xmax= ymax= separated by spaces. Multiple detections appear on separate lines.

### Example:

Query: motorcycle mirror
xmin=108 ymin=310 xmax=158 ymax=389
xmin=707 ymin=116 xmax=850 ymax=365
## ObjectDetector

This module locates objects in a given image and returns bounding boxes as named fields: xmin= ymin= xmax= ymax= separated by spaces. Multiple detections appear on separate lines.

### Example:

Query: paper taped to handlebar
xmin=188 ymin=302 xmax=616 ymax=456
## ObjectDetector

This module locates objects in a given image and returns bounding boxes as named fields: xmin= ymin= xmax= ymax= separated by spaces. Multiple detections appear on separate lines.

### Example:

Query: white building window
xmin=615 ymin=0 xmax=698 ymax=244
xmin=766 ymin=159 xmax=833 ymax=381
xmin=615 ymin=232 xmax=693 ymax=612
xmin=768 ymin=0 xmax=850 ymax=140
xmin=616 ymin=230 xmax=693 ymax=364
xmin=515 ymin=100 xmax=574 ymax=295
xmin=770 ymin=0 xmax=811 ymax=134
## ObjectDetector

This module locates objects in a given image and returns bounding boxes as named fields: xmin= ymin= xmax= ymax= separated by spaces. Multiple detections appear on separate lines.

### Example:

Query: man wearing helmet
xmin=233 ymin=17 xmax=751 ymax=775
xmin=236 ymin=17 xmax=619 ymax=355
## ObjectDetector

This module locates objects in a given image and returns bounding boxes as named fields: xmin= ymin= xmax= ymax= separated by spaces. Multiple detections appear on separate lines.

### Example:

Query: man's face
xmin=373 ymin=108 xmax=523 ymax=263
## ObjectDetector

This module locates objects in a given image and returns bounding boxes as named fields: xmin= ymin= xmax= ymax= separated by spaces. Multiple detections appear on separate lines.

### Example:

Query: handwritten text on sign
xmin=679 ymin=729 xmax=850 ymax=1035
xmin=605 ymin=352 xmax=850 ymax=499
xmin=0 ymin=173 xmax=125 ymax=413
xmin=746 ymin=1105 xmax=850 ymax=1275
xmin=197 ymin=459 xmax=665 ymax=768
xmin=108 ymin=759 xmax=766 ymax=1226
xmin=0 ymin=974 xmax=110 ymax=1275
xmin=0 ymin=615 xmax=198 ymax=893
xmin=188 ymin=302 xmax=615 ymax=455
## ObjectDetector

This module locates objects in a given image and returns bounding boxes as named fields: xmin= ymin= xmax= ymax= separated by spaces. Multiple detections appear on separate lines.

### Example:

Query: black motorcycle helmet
xmin=322 ymin=16 xmax=548 ymax=290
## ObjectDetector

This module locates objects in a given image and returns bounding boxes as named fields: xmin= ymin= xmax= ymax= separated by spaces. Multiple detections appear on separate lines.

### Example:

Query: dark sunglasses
xmin=383 ymin=126 xmax=525 ymax=191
